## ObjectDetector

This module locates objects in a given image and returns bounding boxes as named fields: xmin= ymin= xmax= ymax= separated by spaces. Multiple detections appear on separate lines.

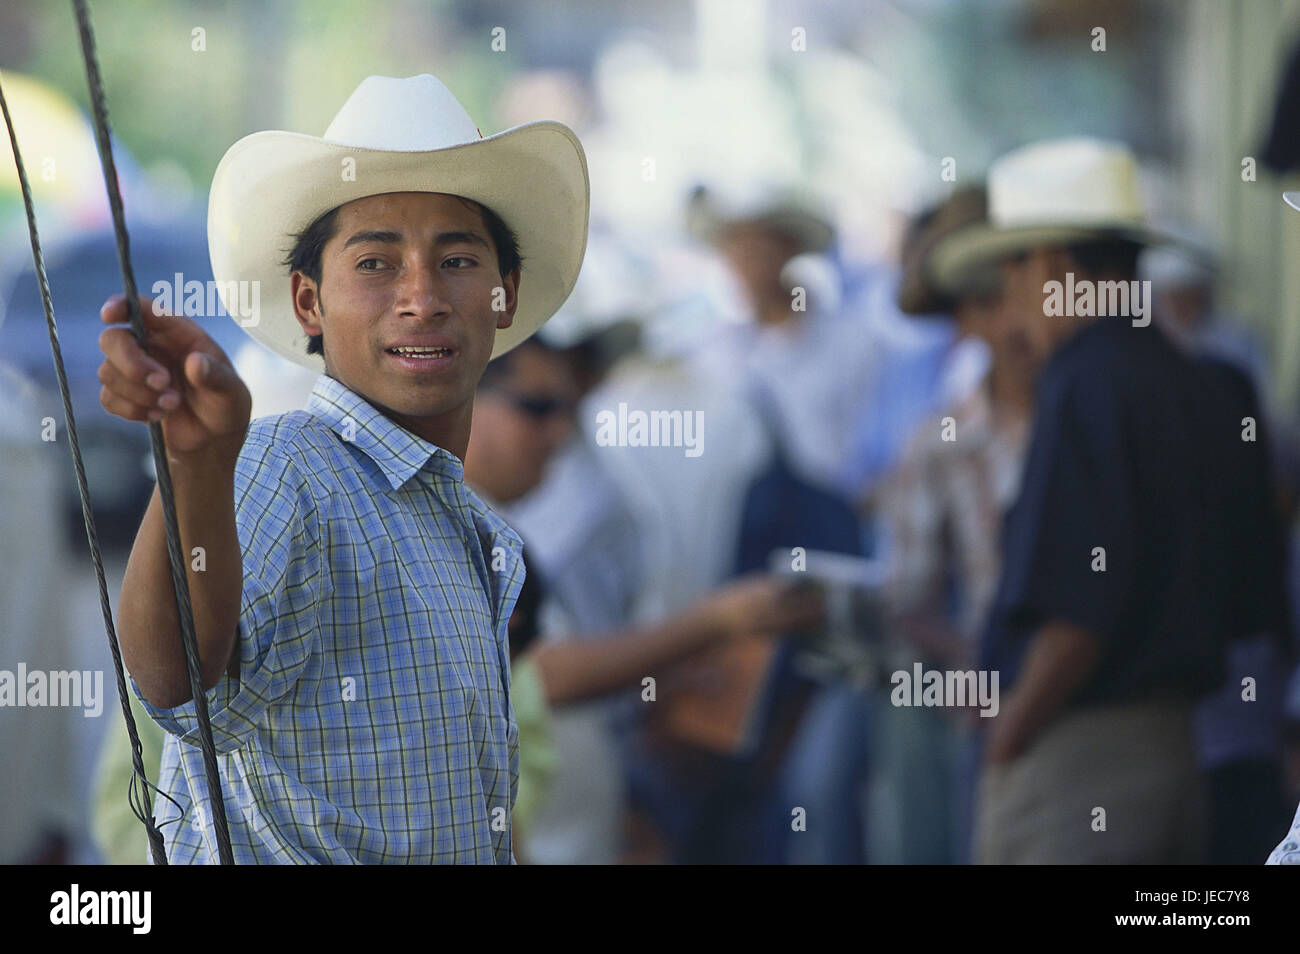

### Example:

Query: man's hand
xmin=984 ymin=692 xmax=1031 ymax=765
xmin=699 ymin=573 xmax=827 ymax=641
xmin=982 ymin=620 xmax=1103 ymax=767
xmin=98 ymin=294 xmax=252 ymax=457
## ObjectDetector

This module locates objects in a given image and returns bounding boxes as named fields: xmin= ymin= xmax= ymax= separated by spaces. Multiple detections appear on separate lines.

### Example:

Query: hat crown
xmin=323 ymin=74 xmax=481 ymax=151
xmin=988 ymin=137 xmax=1145 ymax=230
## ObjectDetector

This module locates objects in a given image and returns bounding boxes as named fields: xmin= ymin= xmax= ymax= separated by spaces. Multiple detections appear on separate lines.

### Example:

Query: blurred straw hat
xmin=685 ymin=179 xmax=834 ymax=255
xmin=898 ymin=185 xmax=998 ymax=315
xmin=929 ymin=138 xmax=1167 ymax=288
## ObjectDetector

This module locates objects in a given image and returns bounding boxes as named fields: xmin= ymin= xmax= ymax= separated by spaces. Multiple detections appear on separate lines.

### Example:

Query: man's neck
xmin=327 ymin=371 xmax=474 ymax=460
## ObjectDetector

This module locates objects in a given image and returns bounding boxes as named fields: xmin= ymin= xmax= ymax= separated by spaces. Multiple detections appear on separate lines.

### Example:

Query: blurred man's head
xmin=998 ymin=236 xmax=1143 ymax=369
xmin=464 ymin=338 xmax=578 ymax=503
xmin=716 ymin=221 xmax=805 ymax=320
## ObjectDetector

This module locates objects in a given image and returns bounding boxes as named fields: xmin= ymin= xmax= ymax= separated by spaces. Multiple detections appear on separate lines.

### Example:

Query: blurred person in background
xmin=0 ymin=360 xmax=75 ymax=862
xmin=1143 ymin=243 xmax=1296 ymax=864
xmin=929 ymin=138 xmax=1288 ymax=864
xmin=670 ymin=182 xmax=881 ymax=863
xmin=462 ymin=337 xmax=825 ymax=862
xmin=877 ymin=186 xmax=1035 ymax=863
xmin=684 ymin=180 xmax=866 ymax=496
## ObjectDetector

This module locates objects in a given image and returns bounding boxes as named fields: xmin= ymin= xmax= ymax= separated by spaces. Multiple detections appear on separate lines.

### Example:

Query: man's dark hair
xmin=282 ymin=196 xmax=523 ymax=357
xmin=1062 ymin=234 xmax=1143 ymax=281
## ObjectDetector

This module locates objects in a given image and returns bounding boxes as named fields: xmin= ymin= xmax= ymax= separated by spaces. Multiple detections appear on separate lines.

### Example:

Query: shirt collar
xmin=305 ymin=374 xmax=466 ymax=490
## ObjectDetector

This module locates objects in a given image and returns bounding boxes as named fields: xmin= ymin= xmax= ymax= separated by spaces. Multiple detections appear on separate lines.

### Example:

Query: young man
xmin=96 ymin=74 xmax=589 ymax=863
xmin=931 ymin=139 xmax=1287 ymax=863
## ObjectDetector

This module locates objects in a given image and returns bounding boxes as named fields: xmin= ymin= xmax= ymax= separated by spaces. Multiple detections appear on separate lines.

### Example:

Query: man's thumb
xmin=187 ymin=351 xmax=230 ymax=391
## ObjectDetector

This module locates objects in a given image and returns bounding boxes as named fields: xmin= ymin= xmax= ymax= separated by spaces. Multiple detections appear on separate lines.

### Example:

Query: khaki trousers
xmin=975 ymin=700 xmax=1206 ymax=864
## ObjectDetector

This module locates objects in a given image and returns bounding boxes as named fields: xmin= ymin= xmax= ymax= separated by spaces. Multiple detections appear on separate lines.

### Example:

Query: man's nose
xmin=395 ymin=257 xmax=450 ymax=318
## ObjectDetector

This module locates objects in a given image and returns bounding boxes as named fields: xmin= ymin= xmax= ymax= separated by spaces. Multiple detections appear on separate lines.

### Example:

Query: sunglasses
xmin=488 ymin=388 xmax=575 ymax=420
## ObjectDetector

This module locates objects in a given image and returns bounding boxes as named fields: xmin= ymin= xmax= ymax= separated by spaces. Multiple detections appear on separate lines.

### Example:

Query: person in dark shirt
xmin=931 ymin=138 xmax=1287 ymax=862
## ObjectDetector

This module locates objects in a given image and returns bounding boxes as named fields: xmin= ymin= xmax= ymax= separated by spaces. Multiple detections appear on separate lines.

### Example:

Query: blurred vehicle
xmin=1 ymin=219 xmax=252 ymax=554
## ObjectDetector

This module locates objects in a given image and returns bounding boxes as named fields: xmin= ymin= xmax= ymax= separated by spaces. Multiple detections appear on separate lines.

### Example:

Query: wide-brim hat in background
xmin=685 ymin=178 xmax=834 ymax=255
xmin=208 ymin=74 xmax=590 ymax=372
xmin=929 ymin=137 xmax=1169 ymax=290
xmin=898 ymin=185 xmax=999 ymax=315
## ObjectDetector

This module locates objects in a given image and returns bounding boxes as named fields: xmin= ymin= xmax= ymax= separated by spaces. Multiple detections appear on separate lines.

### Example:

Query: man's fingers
xmin=99 ymin=325 xmax=171 ymax=388
xmin=98 ymin=359 xmax=180 ymax=410
xmin=99 ymin=386 xmax=162 ymax=423
xmin=100 ymin=294 xmax=174 ymax=326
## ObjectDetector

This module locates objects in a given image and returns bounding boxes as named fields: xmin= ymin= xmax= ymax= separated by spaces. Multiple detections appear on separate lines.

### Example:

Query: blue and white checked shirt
xmin=133 ymin=374 xmax=524 ymax=864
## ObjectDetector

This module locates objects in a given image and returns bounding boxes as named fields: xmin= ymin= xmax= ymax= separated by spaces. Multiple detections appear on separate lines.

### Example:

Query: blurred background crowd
xmin=5 ymin=0 xmax=1300 ymax=864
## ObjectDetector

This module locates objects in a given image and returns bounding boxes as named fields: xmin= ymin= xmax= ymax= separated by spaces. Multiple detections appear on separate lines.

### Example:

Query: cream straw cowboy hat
xmin=207 ymin=73 xmax=590 ymax=371
xmin=929 ymin=137 xmax=1167 ymax=290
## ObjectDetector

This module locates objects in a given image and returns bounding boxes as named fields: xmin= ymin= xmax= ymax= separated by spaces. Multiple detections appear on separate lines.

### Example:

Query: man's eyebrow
xmin=339 ymin=230 xmax=490 ymax=250
xmin=342 ymin=230 xmax=403 ymax=249
xmin=434 ymin=231 xmax=490 ymax=250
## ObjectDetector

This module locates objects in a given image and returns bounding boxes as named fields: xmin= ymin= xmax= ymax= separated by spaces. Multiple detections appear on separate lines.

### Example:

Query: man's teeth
xmin=390 ymin=347 xmax=451 ymax=357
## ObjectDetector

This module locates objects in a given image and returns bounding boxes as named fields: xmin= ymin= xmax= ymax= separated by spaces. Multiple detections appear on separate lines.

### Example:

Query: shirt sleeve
xmin=131 ymin=434 xmax=324 ymax=752
xmin=993 ymin=370 xmax=1138 ymax=645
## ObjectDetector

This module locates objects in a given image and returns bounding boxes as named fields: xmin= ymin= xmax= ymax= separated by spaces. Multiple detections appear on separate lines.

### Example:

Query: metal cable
xmin=70 ymin=0 xmax=235 ymax=864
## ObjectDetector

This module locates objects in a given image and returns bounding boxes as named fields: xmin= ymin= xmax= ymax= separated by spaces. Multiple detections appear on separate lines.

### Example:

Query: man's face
xmin=998 ymin=245 xmax=1073 ymax=370
xmin=467 ymin=344 xmax=578 ymax=503
xmin=291 ymin=192 xmax=518 ymax=448
xmin=955 ymin=287 xmax=1038 ymax=387
xmin=717 ymin=222 xmax=802 ymax=318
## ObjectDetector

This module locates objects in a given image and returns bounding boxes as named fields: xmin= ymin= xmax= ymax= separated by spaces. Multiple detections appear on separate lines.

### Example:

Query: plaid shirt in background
xmin=134 ymin=374 xmax=524 ymax=864
xmin=880 ymin=379 xmax=1030 ymax=648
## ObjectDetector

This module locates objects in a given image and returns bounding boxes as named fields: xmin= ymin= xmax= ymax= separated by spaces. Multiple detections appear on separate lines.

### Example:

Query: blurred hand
xmin=983 ymin=693 xmax=1031 ymax=765
xmin=97 ymin=294 xmax=251 ymax=458
xmin=700 ymin=573 xmax=827 ymax=640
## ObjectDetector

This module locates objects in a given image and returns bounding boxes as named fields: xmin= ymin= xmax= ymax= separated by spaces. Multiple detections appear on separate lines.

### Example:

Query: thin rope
xmin=0 ymin=73 xmax=179 ymax=865
xmin=71 ymin=0 xmax=234 ymax=864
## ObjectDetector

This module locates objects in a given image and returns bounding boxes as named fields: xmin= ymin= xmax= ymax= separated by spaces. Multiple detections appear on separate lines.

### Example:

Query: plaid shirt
xmin=880 ymin=378 xmax=1029 ymax=644
xmin=133 ymin=374 xmax=524 ymax=864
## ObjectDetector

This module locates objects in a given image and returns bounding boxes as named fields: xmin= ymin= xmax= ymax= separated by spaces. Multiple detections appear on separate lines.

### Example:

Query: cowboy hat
xmin=929 ymin=138 xmax=1166 ymax=289
xmin=685 ymin=179 xmax=834 ymax=255
xmin=207 ymin=73 xmax=589 ymax=371
xmin=898 ymin=185 xmax=999 ymax=315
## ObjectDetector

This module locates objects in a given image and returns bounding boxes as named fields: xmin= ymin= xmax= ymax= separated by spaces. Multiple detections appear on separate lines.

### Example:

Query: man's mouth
xmin=387 ymin=346 xmax=453 ymax=359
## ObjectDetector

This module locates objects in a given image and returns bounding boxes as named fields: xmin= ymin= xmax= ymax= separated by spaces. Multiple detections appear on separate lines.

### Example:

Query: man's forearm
xmin=118 ymin=440 xmax=245 ymax=708
xmin=530 ymin=603 xmax=725 ymax=708
xmin=1001 ymin=619 xmax=1103 ymax=746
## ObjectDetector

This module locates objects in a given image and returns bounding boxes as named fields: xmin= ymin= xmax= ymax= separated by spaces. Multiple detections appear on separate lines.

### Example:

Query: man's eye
xmin=357 ymin=258 xmax=387 ymax=271
xmin=443 ymin=256 xmax=477 ymax=269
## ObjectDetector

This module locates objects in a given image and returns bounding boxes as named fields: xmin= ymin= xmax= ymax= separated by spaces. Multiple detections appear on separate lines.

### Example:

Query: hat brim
xmin=207 ymin=120 xmax=589 ymax=371
xmin=686 ymin=189 xmax=834 ymax=255
xmin=929 ymin=222 xmax=1168 ymax=294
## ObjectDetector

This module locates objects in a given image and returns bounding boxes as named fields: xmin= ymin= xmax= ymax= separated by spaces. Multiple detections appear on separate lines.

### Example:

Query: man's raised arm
xmin=97 ymin=294 xmax=253 ymax=708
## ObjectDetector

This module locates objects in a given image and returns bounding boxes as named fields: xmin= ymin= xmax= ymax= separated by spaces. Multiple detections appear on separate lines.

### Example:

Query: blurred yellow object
xmin=0 ymin=70 xmax=102 ymax=207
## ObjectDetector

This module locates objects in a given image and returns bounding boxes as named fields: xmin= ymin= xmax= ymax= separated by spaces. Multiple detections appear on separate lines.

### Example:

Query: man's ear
xmin=495 ymin=268 xmax=521 ymax=330
xmin=291 ymin=271 xmax=324 ymax=336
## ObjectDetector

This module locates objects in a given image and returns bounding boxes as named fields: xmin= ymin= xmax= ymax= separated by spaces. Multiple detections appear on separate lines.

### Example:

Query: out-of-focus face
xmin=998 ymin=245 xmax=1076 ymax=371
xmin=957 ymin=286 xmax=1038 ymax=387
xmin=291 ymin=191 xmax=518 ymax=455
xmin=717 ymin=222 xmax=802 ymax=319
xmin=466 ymin=343 xmax=578 ymax=503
